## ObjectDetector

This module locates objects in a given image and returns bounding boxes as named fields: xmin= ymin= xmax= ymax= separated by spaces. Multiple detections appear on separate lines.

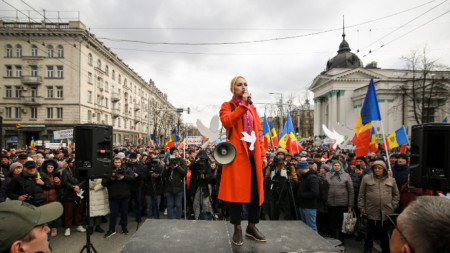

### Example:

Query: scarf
xmin=232 ymin=95 xmax=254 ymax=155
xmin=330 ymin=160 xmax=343 ymax=181
xmin=23 ymin=169 xmax=37 ymax=178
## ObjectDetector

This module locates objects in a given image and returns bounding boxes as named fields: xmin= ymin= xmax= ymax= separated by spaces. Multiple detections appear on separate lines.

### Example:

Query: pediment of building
xmin=309 ymin=68 xmax=388 ymax=91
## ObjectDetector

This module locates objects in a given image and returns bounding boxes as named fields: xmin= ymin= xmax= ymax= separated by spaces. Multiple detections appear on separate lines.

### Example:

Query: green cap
xmin=0 ymin=201 xmax=63 ymax=252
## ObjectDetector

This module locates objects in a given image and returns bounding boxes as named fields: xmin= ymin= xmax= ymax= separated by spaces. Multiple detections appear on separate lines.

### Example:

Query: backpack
xmin=318 ymin=176 xmax=329 ymax=203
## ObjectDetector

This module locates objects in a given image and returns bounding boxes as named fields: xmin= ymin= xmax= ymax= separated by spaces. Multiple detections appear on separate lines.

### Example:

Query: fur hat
xmin=275 ymin=148 xmax=287 ymax=157
xmin=9 ymin=162 xmax=23 ymax=172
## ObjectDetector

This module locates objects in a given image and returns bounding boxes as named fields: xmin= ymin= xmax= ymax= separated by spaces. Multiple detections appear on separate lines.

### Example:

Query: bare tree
xmin=400 ymin=48 xmax=450 ymax=124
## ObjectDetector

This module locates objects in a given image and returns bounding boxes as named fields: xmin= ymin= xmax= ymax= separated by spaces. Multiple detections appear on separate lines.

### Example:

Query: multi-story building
xmin=309 ymin=34 xmax=450 ymax=137
xmin=0 ymin=20 xmax=178 ymax=148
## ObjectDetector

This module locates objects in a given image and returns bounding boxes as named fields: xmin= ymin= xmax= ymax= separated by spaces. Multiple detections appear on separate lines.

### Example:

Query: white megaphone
xmin=213 ymin=141 xmax=237 ymax=165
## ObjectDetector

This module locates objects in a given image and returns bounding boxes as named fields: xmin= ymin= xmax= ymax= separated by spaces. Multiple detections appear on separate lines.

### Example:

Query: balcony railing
xmin=134 ymin=102 xmax=141 ymax=111
xmin=21 ymin=96 xmax=42 ymax=104
xmin=111 ymin=92 xmax=121 ymax=102
xmin=111 ymin=108 xmax=120 ymax=117
xmin=134 ymin=114 xmax=141 ymax=122
xmin=21 ymin=76 xmax=42 ymax=85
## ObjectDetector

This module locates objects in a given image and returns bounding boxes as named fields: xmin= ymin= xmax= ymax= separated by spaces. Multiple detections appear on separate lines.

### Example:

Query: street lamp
xmin=269 ymin=92 xmax=284 ymax=130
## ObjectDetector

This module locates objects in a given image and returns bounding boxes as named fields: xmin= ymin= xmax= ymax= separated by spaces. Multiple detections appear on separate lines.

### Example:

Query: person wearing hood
xmin=358 ymin=160 xmax=399 ymax=253
xmin=0 ymin=162 xmax=23 ymax=203
xmin=296 ymin=160 xmax=319 ymax=232
xmin=325 ymin=159 xmax=354 ymax=242
xmin=41 ymin=159 xmax=62 ymax=237
xmin=190 ymin=150 xmax=214 ymax=220
xmin=392 ymin=153 xmax=409 ymax=192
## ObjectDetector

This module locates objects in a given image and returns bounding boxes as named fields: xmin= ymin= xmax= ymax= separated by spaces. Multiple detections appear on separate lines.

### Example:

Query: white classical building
xmin=309 ymin=35 xmax=450 ymax=138
xmin=0 ymin=20 xmax=178 ymax=148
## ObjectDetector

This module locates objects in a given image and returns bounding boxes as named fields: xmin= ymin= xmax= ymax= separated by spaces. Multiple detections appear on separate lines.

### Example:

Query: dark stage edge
xmin=121 ymin=220 xmax=341 ymax=253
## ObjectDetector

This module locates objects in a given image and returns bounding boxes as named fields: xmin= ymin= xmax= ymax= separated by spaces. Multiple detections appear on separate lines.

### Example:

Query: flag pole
xmin=402 ymin=125 xmax=410 ymax=146
xmin=379 ymin=121 xmax=392 ymax=172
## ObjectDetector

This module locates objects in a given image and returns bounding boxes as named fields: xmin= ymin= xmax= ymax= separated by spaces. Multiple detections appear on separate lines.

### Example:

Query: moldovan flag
xmin=30 ymin=136 xmax=36 ymax=149
xmin=179 ymin=136 xmax=187 ymax=149
xmin=68 ymin=138 xmax=72 ymax=148
xmin=165 ymin=127 xmax=178 ymax=148
xmin=353 ymin=78 xmax=382 ymax=157
xmin=263 ymin=114 xmax=271 ymax=151
xmin=369 ymin=127 xmax=378 ymax=152
xmin=57 ymin=139 xmax=63 ymax=151
xmin=385 ymin=127 xmax=409 ymax=150
xmin=271 ymin=121 xmax=279 ymax=147
xmin=279 ymin=111 xmax=303 ymax=154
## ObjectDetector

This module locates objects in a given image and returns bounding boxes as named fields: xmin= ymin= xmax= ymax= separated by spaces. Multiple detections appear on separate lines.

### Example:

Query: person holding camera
xmin=264 ymin=148 xmax=298 ymax=220
xmin=41 ymin=159 xmax=62 ymax=237
xmin=162 ymin=147 xmax=187 ymax=219
xmin=124 ymin=152 xmax=146 ymax=223
xmin=219 ymin=76 xmax=267 ymax=246
xmin=144 ymin=155 xmax=164 ymax=219
xmin=102 ymin=157 xmax=136 ymax=238
xmin=6 ymin=160 xmax=52 ymax=207
xmin=190 ymin=150 xmax=214 ymax=220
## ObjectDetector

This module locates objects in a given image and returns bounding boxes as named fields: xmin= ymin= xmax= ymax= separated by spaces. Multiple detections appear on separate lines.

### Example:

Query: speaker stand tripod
xmin=80 ymin=178 xmax=97 ymax=253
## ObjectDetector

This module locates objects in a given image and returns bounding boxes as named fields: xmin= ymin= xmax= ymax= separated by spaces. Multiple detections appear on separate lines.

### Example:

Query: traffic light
xmin=176 ymin=108 xmax=183 ymax=113
xmin=187 ymin=107 xmax=190 ymax=114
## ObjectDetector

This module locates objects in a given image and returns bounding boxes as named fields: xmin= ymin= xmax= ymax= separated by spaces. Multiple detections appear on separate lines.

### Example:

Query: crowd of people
xmin=0 ymin=143 xmax=449 ymax=253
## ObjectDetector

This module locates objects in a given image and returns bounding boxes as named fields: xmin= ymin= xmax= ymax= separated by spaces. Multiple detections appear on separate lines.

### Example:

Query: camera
xmin=112 ymin=167 xmax=124 ymax=178
xmin=25 ymin=195 xmax=34 ymax=202
xmin=169 ymin=155 xmax=180 ymax=167
xmin=272 ymin=156 xmax=284 ymax=166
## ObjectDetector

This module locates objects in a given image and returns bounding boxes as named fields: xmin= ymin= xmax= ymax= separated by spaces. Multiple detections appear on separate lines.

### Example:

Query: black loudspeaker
xmin=410 ymin=123 xmax=450 ymax=191
xmin=74 ymin=124 xmax=112 ymax=179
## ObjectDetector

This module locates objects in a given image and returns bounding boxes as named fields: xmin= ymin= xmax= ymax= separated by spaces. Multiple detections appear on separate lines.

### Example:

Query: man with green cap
xmin=0 ymin=200 xmax=63 ymax=253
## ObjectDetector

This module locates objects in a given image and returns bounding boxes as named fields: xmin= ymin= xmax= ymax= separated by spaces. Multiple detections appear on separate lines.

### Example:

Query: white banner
xmin=53 ymin=129 xmax=73 ymax=140
xmin=186 ymin=136 xmax=203 ymax=145
xmin=45 ymin=143 xmax=66 ymax=149
xmin=323 ymin=138 xmax=335 ymax=144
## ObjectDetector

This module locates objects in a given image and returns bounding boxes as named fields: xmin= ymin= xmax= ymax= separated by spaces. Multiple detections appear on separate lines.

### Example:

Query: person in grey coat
xmin=325 ymin=159 xmax=354 ymax=242
xmin=358 ymin=160 xmax=399 ymax=253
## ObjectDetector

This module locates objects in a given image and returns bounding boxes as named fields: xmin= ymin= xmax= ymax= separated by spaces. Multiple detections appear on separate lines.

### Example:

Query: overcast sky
xmin=2 ymin=0 xmax=450 ymax=127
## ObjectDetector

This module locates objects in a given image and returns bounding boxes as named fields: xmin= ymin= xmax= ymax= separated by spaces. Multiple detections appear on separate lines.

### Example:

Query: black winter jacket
xmin=61 ymin=166 xmax=85 ymax=202
xmin=6 ymin=172 xmax=52 ymax=206
xmin=296 ymin=169 xmax=320 ymax=209
xmin=102 ymin=166 xmax=136 ymax=200
xmin=124 ymin=161 xmax=146 ymax=192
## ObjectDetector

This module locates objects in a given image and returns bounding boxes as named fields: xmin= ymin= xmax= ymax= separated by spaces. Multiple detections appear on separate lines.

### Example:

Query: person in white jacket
xmin=88 ymin=178 xmax=109 ymax=234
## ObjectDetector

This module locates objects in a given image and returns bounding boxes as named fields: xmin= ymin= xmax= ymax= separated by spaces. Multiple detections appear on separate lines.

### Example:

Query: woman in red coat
xmin=219 ymin=76 xmax=267 ymax=246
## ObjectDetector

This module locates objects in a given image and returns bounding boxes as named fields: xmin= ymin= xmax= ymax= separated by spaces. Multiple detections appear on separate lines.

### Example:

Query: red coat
xmin=218 ymin=100 xmax=265 ymax=205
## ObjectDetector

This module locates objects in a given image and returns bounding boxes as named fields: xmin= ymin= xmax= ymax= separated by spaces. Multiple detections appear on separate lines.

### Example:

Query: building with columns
xmin=309 ymin=34 xmax=450 ymax=138
xmin=0 ymin=20 xmax=178 ymax=148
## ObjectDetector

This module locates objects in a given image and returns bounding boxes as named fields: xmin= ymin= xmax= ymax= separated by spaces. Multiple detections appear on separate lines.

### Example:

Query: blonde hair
xmin=230 ymin=76 xmax=246 ymax=93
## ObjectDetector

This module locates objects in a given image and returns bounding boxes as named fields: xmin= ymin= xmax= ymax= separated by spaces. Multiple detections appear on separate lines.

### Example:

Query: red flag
xmin=399 ymin=144 xmax=407 ymax=153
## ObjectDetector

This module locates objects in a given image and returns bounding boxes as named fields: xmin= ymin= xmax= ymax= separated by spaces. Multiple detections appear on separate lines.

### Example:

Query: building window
xmin=105 ymin=65 xmax=109 ymax=75
xmin=15 ymin=44 xmax=22 ymax=57
xmin=5 ymin=107 xmax=11 ymax=118
xmin=5 ymin=44 xmax=12 ymax=57
xmin=30 ymin=65 xmax=38 ymax=77
xmin=97 ymin=95 xmax=101 ymax=105
xmin=57 ymin=108 xmax=63 ymax=119
xmin=124 ymin=78 xmax=127 ymax=87
xmin=88 ymin=53 xmax=93 ymax=65
xmin=31 ymin=107 xmax=37 ymax=119
xmin=14 ymin=86 xmax=22 ymax=98
xmin=97 ymin=59 xmax=102 ymax=69
xmin=56 ymin=66 xmax=63 ymax=78
xmin=15 ymin=65 xmax=22 ymax=77
xmin=105 ymin=82 xmax=109 ymax=92
xmin=88 ymin=72 xmax=93 ymax=84
xmin=46 ymin=86 xmax=54 ymax=98
xmin=118 ymin=74 xmax=121 ymax=84
xmin=46 ymin=66 xmax=54 ymax=78
xmin=31 ymin=45 xmax=38 ymax=56
xmin=5 ymin=86 xmax=12 ymax=98
xmin=105 ymin=115 xmax=108 ymax=125
xmin=47 ymin=45 xmax=54 ymax=57
xmin=97 ymin=77 xmax=102 ymax=89
xmin=87 ymin=91 xmax=92 ymax=103
xmin=88 ymin=110 xmax=92 ymax=121
xmin=118 ymin=118 xmax=121 ymax=127
xmin=5 ymin=65 xmax=12 ymax=77
xmin=56 ymin=86 xmax=63 ymax=98
xmin=46 ymin=107 xmax=53 ymax=119
xmin=31 ymin=87 xmax=37 ymax=97
xmin=112 ymin=70 xmax=115 ymax=80
xmin=105 ymin=98 xmax=109 ymax=108
xmin=15 ymin=107 xmax=21 ymax=118
xmin=97 ymin=113 xmax=101 ymax=122
xmin=57 ymin=45 xmax=64 ymax=57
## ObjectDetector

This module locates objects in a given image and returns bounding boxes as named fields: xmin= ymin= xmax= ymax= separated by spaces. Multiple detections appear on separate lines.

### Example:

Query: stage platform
xmin=121 ymin=220 xmax=341 ymax=252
